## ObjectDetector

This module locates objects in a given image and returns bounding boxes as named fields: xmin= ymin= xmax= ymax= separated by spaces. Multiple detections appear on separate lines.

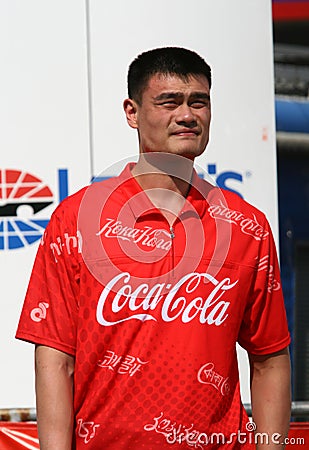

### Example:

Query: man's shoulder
xmin=224 ymin=189 xmax=265 ymax=218
xmin=52 ymin=185 xmax=89 ymax=216
xmin=199 ymin=183 xmax=274 ymax=253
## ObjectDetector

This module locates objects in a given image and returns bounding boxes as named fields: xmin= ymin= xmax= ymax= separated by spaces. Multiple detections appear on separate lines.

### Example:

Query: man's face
xmin=124 ymin=73 xmax=211 ymax=160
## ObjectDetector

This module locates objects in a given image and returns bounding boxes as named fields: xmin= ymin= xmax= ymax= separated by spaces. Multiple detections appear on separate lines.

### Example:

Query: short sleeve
xmin=238 ymin=217 xmax=291 ymax=355
xmin=15 ymin=201 xmax=80 ymax=356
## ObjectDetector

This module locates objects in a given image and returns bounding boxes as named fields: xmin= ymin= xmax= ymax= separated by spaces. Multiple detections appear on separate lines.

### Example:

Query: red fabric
xmin=16 ymin=164 xmax=290 ymax=449
xmin=0 ymin=423 xmax=39 ymax=449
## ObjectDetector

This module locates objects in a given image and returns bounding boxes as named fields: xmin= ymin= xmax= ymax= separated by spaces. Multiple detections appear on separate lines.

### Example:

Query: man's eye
xmin=191 ymin=101 xmax=209 ymax=108
xmin=161 ymin=101 xmax=177 ymax=106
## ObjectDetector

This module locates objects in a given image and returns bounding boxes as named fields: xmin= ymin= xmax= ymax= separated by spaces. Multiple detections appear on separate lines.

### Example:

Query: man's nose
xmin=175 ymin=104 xmax=197 ymax=126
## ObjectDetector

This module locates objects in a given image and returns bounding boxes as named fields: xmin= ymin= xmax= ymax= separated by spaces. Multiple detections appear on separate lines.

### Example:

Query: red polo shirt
xmin=16 ymin=163 xmax=290 ymax=449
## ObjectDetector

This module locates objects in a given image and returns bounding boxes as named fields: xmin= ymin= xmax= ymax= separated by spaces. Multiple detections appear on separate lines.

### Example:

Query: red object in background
xmin=286 ymin=422 xmax=309 ymax=448
xmin=0 ymin=423 xmax=39 ymax=449
xmin=272 ymin=1 xmax=309 ymax=21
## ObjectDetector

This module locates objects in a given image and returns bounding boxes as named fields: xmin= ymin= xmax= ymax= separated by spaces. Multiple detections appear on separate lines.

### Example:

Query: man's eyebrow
xmin=153 ymin=92 xmax=183 ymax=101
xmin=190 ymin=92 xmax=211 ymax=101
xmin=153 ymin=92 xmax=210 ymax=101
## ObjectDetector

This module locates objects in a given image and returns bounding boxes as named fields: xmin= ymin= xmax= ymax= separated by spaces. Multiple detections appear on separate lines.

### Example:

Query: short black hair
xmin=127 ymin=47 xmax=212 ymax=104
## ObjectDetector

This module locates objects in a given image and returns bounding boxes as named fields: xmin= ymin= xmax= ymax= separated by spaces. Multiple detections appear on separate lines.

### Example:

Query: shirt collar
xmin=116 ymin=162 xmax=212 ymax=220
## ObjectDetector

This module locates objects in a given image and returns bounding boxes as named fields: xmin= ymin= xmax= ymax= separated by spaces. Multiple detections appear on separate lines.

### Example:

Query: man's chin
xmin=173 ymin=146 xmax=206 ymax=159
xmin=141 ymin=145 xmax=207 ymax=159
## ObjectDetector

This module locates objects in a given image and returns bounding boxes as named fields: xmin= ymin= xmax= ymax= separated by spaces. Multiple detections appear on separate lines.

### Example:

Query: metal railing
xmin=0 ymin=408 xmax=36 ymax=422
xmin=244 ymin=402 xmax=309 ymax=419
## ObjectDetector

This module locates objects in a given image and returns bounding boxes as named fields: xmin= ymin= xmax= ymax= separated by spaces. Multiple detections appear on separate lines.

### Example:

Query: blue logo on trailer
xmin=0 ymin=168 xmax=68 ymax=250
xmin=205 ymin=164 xmax=244 ymax=198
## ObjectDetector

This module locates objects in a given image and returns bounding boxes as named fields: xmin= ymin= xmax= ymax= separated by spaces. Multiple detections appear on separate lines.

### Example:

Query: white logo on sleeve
xmin=257 ymin=255 xmax=281 ymax=293
xmin=30 ymin=302 xmax=49 ymax=322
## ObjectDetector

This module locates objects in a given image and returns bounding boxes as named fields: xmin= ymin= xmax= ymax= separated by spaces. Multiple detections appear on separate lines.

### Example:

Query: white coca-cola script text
xmin=96 ymin=272 xmax=238 ymax=326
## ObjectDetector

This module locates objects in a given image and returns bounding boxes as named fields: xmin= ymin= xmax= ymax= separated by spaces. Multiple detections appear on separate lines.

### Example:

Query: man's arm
xmin=249 ymin=347 xmax=291 ymax=449
xmin=35 ymin=345 xmax=75 ymax=450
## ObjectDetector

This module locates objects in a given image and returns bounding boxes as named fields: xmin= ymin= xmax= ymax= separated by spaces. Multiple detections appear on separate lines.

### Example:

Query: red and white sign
xmin=0 ymin=423 xmax=39 ymax=450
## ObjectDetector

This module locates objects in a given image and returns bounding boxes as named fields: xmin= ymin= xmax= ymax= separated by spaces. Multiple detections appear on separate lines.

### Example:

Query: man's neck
xmin=131 ymin=152 xmax=194 ymax=224
xmin=132 ymin=152 xmax=194 ymax=193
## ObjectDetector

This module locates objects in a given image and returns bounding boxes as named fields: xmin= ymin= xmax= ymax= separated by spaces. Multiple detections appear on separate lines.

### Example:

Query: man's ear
xmin=123 ymin=98 xmax=139 ymax=129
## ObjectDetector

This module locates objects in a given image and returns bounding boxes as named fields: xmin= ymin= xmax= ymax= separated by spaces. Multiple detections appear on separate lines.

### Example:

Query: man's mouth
xmin=172 ymin=129 xmax=199 ymax=136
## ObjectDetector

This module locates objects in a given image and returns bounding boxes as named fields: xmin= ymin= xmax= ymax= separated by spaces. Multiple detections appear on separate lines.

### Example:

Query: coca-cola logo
xmin=96 ymin=271 xmax=238 ymax=327
xmin=144 ymin=411 xmax=206 ymax=448
xmin=208 ymin=200 xmax=269 ymax=241
xmin=97 ymin=218 xmax=172 ymax=251
xmin=76 ymin=418 xmax=100 ymax=444
xmin=197 ymin=362 xmax=230 ymax=396
xmin=97 ymin=349 xmax=148 ymax=376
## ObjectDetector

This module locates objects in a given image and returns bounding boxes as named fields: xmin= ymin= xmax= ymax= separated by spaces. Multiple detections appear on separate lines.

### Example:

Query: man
xmin=16 ymin=47 xmax=291 ymax=449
